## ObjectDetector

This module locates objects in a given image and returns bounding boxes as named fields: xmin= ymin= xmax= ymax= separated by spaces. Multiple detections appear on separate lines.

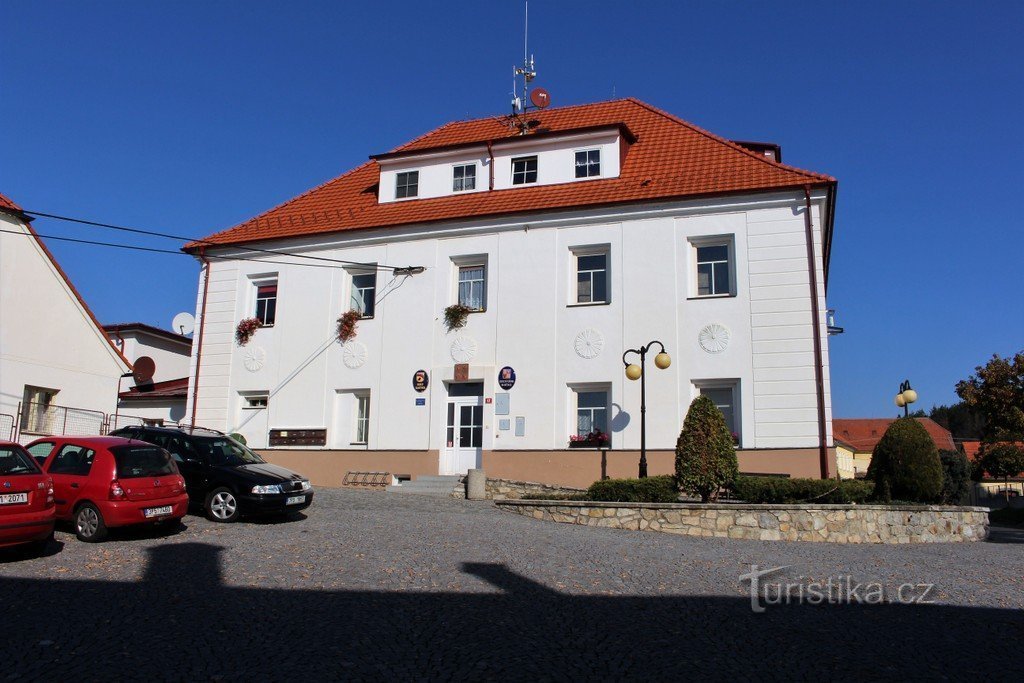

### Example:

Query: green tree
xmin=978 ymin=444 xmax=1024 ymax=503
xmin=955 ymin=351 xmax=1024 ymax=442
xmin=868 ymin=417 xmax=944 ymax=503
xmin=929 ymin=402 xmax=985 ymax=441
xmin=938 ymin=449 xmax=971 ymax=505
xmin=675 ymin=395 xmax=738 ymax=503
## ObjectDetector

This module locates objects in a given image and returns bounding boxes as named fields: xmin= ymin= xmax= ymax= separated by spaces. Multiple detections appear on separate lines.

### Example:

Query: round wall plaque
xmin=574 ymin=328 xmax=604 ymax=359
xmin=343 ymin=341 xmax=368 ymax=368
xmin=498 ymin=366 xmax=516 ymax=390
xmin=698 ymin=324 xmax=730 ymax=354
xmin=413 ymin=370 xmax=429 ymax=393
xmin=243 ymin=346 xmax=266 ymax=372
xmin=450 ymin=336 xmax=478 ymax=363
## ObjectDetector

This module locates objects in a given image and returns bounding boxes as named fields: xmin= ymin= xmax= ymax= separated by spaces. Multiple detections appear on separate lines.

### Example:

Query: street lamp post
xmin=623 ymin=341 xmax=671 ymax=478
xmin=894 ymin=379 xmax=918 ymax=418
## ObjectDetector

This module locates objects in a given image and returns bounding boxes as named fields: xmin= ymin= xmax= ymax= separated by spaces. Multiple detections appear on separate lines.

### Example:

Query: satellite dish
xmin=133 ymin=356 xmax=156 ymax=384
xmin=530 ymin=87 xmax=551 ymax=109
xmin=172 ymin=312 xmax=195 ymax=336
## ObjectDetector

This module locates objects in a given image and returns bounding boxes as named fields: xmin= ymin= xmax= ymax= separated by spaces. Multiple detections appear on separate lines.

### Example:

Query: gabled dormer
xmin=372 ymin=124 xmax=634 ymax=204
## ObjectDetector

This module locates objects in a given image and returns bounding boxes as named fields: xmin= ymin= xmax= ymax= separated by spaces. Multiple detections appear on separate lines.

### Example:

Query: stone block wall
xmin=495 ymin=501 xmax=989 ymax=544
xmin=482 ymin=478 xmax=586 ymax=501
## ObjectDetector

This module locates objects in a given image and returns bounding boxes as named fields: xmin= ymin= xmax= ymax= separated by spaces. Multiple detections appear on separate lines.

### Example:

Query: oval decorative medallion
xmin=342 ymin=341 xmax=368 ymax=369
xmin=243 ymin=346 xmax=266 ymax=372
xmin=574 ymin=328 xmax=604 ymax=359
xmin=450 ymin=336 xmax=478 ymax=363
xmin=698 ymin=323 xmax=730 ymax=354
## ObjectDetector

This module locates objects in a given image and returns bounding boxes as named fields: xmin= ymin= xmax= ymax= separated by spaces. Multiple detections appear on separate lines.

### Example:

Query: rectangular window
xmin=695 ymin=243 xmax=732 ymax=297
xmin=353 ymin=393 xmax=370 ymax=445
xmin=575 ymin=251 xmax=608 ymax=304
xmin=699 ymin=384 xmax=739 ymax=439
xmin=575 ymin=389 xmax=609 ymax=437
xmin=511 ymin=156 xmax=538 ymax=185
xmin=255 ymin=280 xmax=278 ymax=326
xmin=242 ymin=394 xmax=269 ymax=409
xmin=458 ymin=265 xmax=486 ymax=311
xmin=574 ymin=149 xmax=601 ymax=178
xmin=453 ymin=164 xmax=476 ymax=192
xmin=350 ymin=271 xmax=377 ymax=318
xmin=396 ymin=171 xmax=419 ymax=199
xmin=20 ymin=386 xmax=58 ymax=433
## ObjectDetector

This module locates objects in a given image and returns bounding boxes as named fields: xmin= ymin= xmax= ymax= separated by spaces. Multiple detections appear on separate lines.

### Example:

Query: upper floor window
xmin=350 ymin=270 xmax=377 ymax=318
xmin=453 ymin=164 xmax=476 ymax=192
xmin=512 ymin=156 xmax=538 ymax=185
xmin=242 ymin=393 xmax=269 ymax=409
xmin=254 ymin=280 xmax=278 ymax=326
xmin=573 ymin=250 xmax=609 ymax=304
xmin=396 ymin=171 xmax=419 ymax=199
xmin=575 ymin=150 xmax=601 ymax=178
xmin=353 ymin=392 xmax=370 ymax=445
xmin=457 ymin=264 xmax=486 ymax=311
xmin=694 ymin=241 xmax=733 ymax=297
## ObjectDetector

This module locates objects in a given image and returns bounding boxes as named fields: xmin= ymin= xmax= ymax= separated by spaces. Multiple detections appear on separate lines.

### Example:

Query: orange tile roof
xmin=833 ymin=418 xmax=956 ymax=453
xmin=188 ymin=98 xmax=835 ymax=250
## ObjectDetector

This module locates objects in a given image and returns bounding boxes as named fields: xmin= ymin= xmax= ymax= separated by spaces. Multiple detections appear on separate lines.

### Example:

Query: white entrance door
xmin=443 ymin=393 xmax=483 ymax=475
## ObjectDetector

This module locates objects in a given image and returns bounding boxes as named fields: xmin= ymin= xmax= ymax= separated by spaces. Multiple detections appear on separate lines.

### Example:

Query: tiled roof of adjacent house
xmin=119 ymin=377 xmax=190 ymax=400
xmin=104 ymin=322 xmax=193 ymax=347
xmin=833 ymin=418 xmax=957 ymax=453
xmin=188 ymin=98 xmax=835 ymax=250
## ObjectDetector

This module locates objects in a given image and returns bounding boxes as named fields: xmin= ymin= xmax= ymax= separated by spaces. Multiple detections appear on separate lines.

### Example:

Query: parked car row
xmin=1 ymin=426 xmax=313 ymax=553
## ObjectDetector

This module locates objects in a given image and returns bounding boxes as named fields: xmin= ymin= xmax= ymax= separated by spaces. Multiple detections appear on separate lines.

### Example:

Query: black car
xmin=109 ymin=426 xmax=313 ymax=522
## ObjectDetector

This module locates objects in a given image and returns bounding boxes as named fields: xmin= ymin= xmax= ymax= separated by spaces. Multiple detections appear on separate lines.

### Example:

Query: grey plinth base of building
xmin=466 ymin=469 xmax=487 ymax=500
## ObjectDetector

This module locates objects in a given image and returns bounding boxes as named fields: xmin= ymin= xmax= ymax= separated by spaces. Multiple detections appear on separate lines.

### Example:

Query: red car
xmin=27 ymin=436 xmax=188 ymax=542
xmin=0 ymin=441 xmax=56 ymax=553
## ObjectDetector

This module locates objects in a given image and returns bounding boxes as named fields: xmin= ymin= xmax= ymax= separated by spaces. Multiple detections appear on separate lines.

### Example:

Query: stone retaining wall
xmin=483 ymin=478 xmax=585 ymax=501
xmin=496 ymin=500 xmax=989 ymax=543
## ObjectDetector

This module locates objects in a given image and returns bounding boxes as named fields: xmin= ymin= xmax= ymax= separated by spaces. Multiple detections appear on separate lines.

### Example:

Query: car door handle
xmin=70 ymin=483 xmax=79 ymax=489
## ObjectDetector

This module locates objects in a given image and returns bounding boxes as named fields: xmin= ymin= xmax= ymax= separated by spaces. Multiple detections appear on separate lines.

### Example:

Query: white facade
xmin=108 ymin=327 xmax=191 ymax=385
xmin=0 ymin=209 xmax=130 ymax=442
xmin=186 ymin=190 xmax=833 ymax=472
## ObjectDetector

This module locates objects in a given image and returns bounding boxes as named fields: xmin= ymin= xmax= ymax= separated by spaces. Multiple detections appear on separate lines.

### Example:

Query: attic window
xmin=396 ymin=171 xmax=419 ymax=199
xmin=575 ymin=150 xmax=601 ymax=178
xmin=512 ymin=156 xmax=538 ymax=185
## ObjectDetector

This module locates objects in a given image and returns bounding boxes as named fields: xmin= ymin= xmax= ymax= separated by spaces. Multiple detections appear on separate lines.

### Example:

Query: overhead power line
xmin=20 ymin=208 xmax=409 ymax=272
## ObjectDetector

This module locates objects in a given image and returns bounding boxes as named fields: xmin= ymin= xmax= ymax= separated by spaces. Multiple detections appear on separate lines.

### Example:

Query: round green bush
xmin=585 ymin=475 xmax=678 ymax=503
xmin=868 ymin=418 xmax=943 ymax=503
xmin=675 ymin=395 xmax=738 ymax=502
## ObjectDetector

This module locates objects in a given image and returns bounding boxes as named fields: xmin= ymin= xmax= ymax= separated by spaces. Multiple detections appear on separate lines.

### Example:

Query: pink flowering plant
xmin=235 ymin=317 xmax=262 ymax=346
xmin=336 ymin=309 xmax=360 ymax=344
xmin=569 ymin=429 xmax=610 ymax=447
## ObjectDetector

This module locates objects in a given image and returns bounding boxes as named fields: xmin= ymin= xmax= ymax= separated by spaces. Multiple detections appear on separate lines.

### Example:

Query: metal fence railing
xmin=19 ymin=402 xmax=106 ymax=438
xmin=0 ymin=413 xmax=14 ymax=441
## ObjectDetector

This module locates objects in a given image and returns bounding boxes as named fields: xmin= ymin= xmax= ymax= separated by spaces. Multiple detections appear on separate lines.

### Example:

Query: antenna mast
xmin=509 ymin=0 xmax=549 ymax=133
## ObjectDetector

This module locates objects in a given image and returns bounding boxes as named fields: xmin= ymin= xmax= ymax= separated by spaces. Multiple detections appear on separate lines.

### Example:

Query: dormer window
xmin=453 ymin=164 xmax=476 ymax=192
xmin=512 ymin=156 xmax=538 ymax=185
xmin=396 ymin=171 xmax=419 ymax=199
xmin=575 ymin=150 xmax=601 ymax=178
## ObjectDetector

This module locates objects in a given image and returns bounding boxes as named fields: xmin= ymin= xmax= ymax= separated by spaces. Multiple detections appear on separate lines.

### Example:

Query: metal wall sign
xmin=415 ymin=398 xmax=426 ymax=406
xmin=498 ymin=366 xmax=516 ymax=390
xmin=413 ymin=370 xmax=429 ymax=393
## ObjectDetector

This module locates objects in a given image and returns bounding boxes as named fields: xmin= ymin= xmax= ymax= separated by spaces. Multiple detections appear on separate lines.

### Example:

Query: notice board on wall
xmin=269 ymin=429 xmax=326 ymax=447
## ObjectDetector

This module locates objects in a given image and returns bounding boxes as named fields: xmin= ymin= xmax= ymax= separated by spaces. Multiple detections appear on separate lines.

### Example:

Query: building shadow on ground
xmin=2 ymin=542 xmax=1020 ymax=680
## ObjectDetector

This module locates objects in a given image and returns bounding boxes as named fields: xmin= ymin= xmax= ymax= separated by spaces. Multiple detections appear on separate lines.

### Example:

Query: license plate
xmin=144 ymin=505 xmax=173 ymax=518
xmin=286 ymin=495 xmax=305 ymax=505
xmin=0 ymin=493 xmax=28 ymax=505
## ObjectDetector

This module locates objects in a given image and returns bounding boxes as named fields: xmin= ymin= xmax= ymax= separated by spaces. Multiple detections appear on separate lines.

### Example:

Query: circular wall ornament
xmin=450 ymin=336 xmax=478 ymax=363
xmin=342 ymin=341 xmax=368 ymax=369
xmin=574 ymin=328 xmax=604 ymax=359
xmin=698 ymin=323 xmax=730 ymax=354
xmin=243 ymin=346 xmax=266 ymax=372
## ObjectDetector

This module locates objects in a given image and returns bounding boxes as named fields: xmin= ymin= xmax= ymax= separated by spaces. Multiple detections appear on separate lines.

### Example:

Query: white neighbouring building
xmin=183 ymin=98 xmax=838 ymax=488
xmin=105 ymin=322 xmax=192 ymax=428
xmin=0 ymin=192 xmax=132 ymax=443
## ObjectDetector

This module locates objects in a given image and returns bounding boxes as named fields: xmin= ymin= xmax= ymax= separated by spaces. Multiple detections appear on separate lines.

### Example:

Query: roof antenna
xmin=509 ymin=0 xmax=551 ymax=134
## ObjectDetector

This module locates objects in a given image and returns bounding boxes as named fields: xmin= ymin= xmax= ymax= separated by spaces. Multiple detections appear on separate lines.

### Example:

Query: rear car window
xmin=0 ymin=445 xmax=41 ymax=475
xmin=110 ymin=445 xmax=177 ymax=478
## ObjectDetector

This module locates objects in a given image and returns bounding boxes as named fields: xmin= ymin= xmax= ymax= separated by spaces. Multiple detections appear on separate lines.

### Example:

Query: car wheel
xmin=75 ymin=504 xmax=108 ymax=542
xmin=205 ymin=487 xmax=240 ymax=523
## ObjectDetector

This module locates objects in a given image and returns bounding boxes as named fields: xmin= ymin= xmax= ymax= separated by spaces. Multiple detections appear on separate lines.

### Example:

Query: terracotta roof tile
xmin=189 ymin=98 xmax=835 ymax=250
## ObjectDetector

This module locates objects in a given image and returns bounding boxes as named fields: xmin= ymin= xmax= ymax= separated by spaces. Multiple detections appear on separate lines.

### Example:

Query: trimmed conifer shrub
xmin=868 ymin=418 xmax=944 ymax=503
xmin=938 ymin=449 xmax=972 ymax=505
xmin=675 ymin=395 xmax=738 ymax=502
xmin=585 ymin=475 xmax=678 ymax=503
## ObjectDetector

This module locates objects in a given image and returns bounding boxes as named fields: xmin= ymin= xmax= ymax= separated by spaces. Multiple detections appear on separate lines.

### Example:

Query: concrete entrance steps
xmin=386 ymin=475 xmax=464 ymax=498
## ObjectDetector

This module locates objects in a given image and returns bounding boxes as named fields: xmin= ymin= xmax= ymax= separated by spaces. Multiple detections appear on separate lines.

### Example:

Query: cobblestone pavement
xmin=1 ymin=489 xmax=1021 ymax=681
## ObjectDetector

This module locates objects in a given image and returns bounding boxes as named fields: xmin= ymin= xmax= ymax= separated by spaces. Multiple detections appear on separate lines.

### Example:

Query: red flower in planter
xmin=337 ymin=309 xmax=360 ymax=344
xmin=235 ymin=317 xmax=262 ymax=346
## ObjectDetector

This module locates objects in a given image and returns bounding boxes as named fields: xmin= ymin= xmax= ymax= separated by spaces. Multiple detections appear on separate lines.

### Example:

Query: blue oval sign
xmin=498 ymin=366 xmax=516 ymax=390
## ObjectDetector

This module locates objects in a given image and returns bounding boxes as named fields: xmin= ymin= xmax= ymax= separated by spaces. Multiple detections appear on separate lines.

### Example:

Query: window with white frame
xmin=511 ymin=156 xmax=538 ymax=185
xmin=350 ymin=270 xmax=377 ymax=318
xmin=573 ymin=248 xmax=609 ymax=304
xmin=453 ymin=164 xmax=476 ymax=192
xmin=574 ymin=149 xmax=601 ymax=178
xmin=457 ymin=264 xmax=486 ymax=311
xmin=395 ymin=171 xmax=419 ymax=199
xmin=253 ymin=278 xmax=278 ymax=326
xmin=242 ymin=393 xmax=269 ymax=409
xmin=574 ymin=387 xmax=609 ymax=437
xmin=693 ymin=240 xmax=734 ymax=297
xmin=21 ymin=385 xmax=58 ymax=433
xmin=698 ymin=383 xmax=740 ymax=440
xmin=353 ymin=393 xmax=370 ymax=444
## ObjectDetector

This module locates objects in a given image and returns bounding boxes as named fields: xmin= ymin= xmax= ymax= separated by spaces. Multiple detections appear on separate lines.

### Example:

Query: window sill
xmin=687 ymin=294 xmax=736 ymax=301
xmin=567 ymin=301 xmax=611 ymax=308
xmin=349 ymin=442 xmax=368 ymax=446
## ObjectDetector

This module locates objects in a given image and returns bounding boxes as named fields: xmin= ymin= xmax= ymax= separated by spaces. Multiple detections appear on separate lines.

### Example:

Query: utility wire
xmin=20 ymin=208 xmax=409 ymax=272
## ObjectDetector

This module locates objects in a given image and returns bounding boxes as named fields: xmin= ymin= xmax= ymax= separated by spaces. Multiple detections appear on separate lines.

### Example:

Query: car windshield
xmin=194 ymin=437 xmax=265 ymax=466
xmin=111 ymin=445 xmax=178 ymax=478
xmin=0 ymin=445 xmax=40 ymax=475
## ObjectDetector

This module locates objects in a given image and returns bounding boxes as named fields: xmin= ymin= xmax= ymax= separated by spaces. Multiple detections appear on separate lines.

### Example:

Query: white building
xmin=105 ymin=322 xmax=192 ymax=428
xmin=0 ymin=192 xmax=132 ymax=443
xmin=184 ymin=98 xmax=838 ymax=488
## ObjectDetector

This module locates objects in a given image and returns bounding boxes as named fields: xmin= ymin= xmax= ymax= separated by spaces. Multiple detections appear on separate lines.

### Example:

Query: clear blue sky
xmin=2 ymin=1 xmax=1021 ymax=418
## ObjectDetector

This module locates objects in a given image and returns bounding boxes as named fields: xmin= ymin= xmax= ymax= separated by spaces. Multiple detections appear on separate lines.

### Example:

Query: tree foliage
xmin=978 ymin=444 xmax=1024 ymax=502
xmin=955 ymin=351 xmax=1024 ymax=442
xmin=675 ymin=395 xmax=738 ymax=503
xmin=929 ymin=402 xmax=985 ymax=441
xmin=868 ymin=417 xmax=944 ymax=503
xmin=938 ymin=449 xmax=971 ymax=505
